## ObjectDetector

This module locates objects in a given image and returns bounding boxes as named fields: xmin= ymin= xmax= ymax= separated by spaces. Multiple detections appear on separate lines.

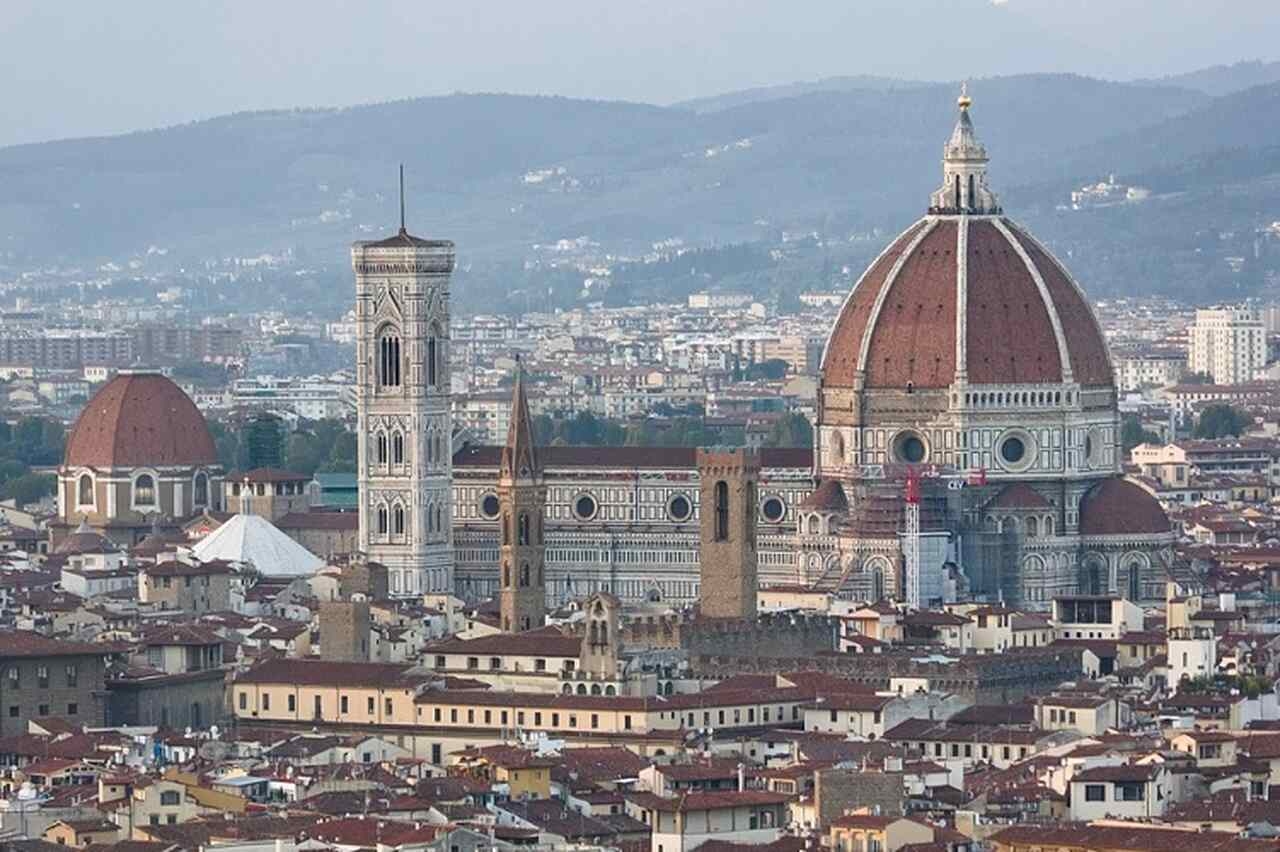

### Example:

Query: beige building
xmin=1188 ymin=306 xmax=1266 ymax=385
xmin=138 ymin=560 xmax=234 ymax=612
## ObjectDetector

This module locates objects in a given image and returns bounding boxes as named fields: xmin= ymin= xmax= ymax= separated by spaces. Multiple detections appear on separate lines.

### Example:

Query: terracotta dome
xmin=821 ymin=88 xmax=1112 ymax=393
xmin=821 ymin=217 xmax=1113 ymax=390
xmin=64 ymin=371 xmax=217 ymax=469
xmin=1078 ymin=478 xmax=1170 ymax=536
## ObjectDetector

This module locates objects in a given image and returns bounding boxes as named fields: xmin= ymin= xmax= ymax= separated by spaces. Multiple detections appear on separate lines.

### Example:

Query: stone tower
xmin=352 ymin=211 xmax=455 ymax=598
xmin=498 ymin=363 xmax=547 ymax=633
xmin=697 ymin=448 xmax=760 ymax=620
xmin=579 ymin=592 xmax=623 ymax=679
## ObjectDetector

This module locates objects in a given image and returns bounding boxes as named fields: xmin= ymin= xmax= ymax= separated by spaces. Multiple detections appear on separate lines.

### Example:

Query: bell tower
xmin=351 ymin=174 xmax=455 ymax=598
xmin=697 ymin=448 xmax=760 ymax=620
xmin=498 ymin=362 xmax=547 ymax=632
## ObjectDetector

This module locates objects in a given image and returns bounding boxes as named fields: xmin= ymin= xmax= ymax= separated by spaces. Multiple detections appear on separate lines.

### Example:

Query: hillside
xmin=1138 ymin=60 xmax=1280 ymax=96
xmin=0 ymin=74 xmax=1206 ymax=279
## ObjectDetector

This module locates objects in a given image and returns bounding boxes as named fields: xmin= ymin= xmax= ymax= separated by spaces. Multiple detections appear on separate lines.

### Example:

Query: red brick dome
xmin=1079 ymin=478 xmax=1170 ymax=536
xmin=64 ymin=371 xmax=217 ymax=469
xmin=821 ymin=216 xmax=1113 ymax=391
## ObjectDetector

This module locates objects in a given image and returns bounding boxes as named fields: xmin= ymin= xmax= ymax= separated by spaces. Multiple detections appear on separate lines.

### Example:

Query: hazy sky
xmin=4 ymin=0 xmax=1278 ymax=147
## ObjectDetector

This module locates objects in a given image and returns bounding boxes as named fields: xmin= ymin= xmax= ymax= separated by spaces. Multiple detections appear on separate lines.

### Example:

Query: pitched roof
xmin=191 ymin=514 xmax=324 ymax=576
xmin=236 ymin=658 xmax=430 ymax=689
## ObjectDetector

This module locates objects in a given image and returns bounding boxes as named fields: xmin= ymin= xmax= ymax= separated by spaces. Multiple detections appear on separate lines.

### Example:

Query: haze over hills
xmin=0 ymin=68 xmax=1278 ymax=313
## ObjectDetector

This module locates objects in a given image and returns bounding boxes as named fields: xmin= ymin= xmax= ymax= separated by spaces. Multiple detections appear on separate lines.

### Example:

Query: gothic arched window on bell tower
xmin=427 ymin=331 xmax=439 ymax=387
xmin=377 ymin=328 xmax=402 ymax=388
xmin=376 ymin=431 xmax=388 ymax=465
xmin=392 ymin=504 xmax=405 ymax=536
xmin=518 ymin=513 xmax=530 ymax=546
xmin=392 ymin=431 xmax=404 ymax=465
xmin=714 ymin=481 xmax=729 ymax=542
xmin=377 ymin=505 xmax=389 ymax=535
xmin=520 ymin=562 xmax=530 ymax=586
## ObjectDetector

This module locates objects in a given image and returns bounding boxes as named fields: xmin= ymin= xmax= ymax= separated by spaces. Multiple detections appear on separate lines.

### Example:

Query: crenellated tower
xmin=352 ymin=199 xmax=455 ymax=598
xmin=498 ymin=362 xmax=547 ymax=632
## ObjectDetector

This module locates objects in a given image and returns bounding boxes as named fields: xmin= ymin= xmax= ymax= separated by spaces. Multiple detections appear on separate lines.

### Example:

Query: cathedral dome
xmin=1078 ymin=477 xmax=1170 ymax=536
xmin=821 ymin=90 xmax=1113 ymax=392
xmin=64 ymin=371 xmax=217 ymax=469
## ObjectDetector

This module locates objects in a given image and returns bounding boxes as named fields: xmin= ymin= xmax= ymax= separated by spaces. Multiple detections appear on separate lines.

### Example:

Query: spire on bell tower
xmin=929 ymin=82 xmax=1001 ymax=215
xmin=501 ymin=356 xmax=540 ymax=482
xmin=498 ymin=357 xmax=547 ymax=633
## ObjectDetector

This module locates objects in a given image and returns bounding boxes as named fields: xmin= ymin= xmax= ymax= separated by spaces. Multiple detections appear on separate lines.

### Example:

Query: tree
xmin=1194 ymin=404 xmax=1250 ymax=439
xmin=246 ymin=415 xmax=285 ymax=469
xmin=764 ymin=412 xmax=814 ymax=448
xmin=1182 ymin=371 xmax=1214 ymax=385
xmin=1121 ymin=414 xmax=1161 ymax=453
xmin=2 ymin=473 xmax=55 ymax=506
xmin=744 ymin=359 xmax=789 ymax=381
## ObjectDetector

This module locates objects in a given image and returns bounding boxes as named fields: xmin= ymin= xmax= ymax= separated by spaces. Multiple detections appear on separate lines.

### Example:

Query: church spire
xmin=501 ymin=357 xmax=540 ymax=482
xmin=929 ymin=82 xmax=1000 ymax=215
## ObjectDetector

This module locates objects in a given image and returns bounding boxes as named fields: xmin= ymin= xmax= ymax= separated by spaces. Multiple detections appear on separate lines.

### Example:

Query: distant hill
xmin=672 ymin=75 xmax=933 ymax=114
xmin=1138 ymin=60 xmax=1280 ymax=97
xmin=0 ymin=73 xmax=1208 ymax=283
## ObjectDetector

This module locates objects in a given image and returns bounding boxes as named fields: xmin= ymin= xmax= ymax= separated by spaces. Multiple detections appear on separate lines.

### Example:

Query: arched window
xmin=426 ymin=502 xmax=435 ymax=533
xmin=392 ymin=432 xmax=404 ymax=465
xmin=953 ymin=174 xmax=961 ymax=209
xmin=518 ymin=513 xmax=530 ymax=546
xmin=427 ymin=335 xmax=438 ymax=387
xmin=376 ymin=432 xmax=388 ymax=464
xmin=807 ymin=515 xmax=819 ymax=535
xmin=714 ymin=481 xmax=729 ymax=542
xmin=968 ymin=173 xmax=976 ymax=210
xmin=377 ymin=506 xmax=388 ymax=535
xmin=1044 ymin=515 xmax=1055 ymax=536
xmin=133 ymin=474 xmax=156 ymax=507
xmin=502 ymin=562 xmax=510 ymax=587
xmin=519 ymin=563 xmax=530 ymax=587
xmin=502 ymin=512 xmax=510 ymax=545
xmin=377 ymin=330 xmax=402 ymax=387
xmin=393 ymin=505 xmax=405 ymax=535
xmin=193 ymin=472 xmax=208 ymax=507
xmin=1025 ymin=516 xmax=1038 ymax=538
xmin=435 ymin=504 xmax=443 ymax=533
xmin=77 ymin=474 xmax=93 ymax=507
xmin=1127 ymin=561 xmax=1142 ymax=602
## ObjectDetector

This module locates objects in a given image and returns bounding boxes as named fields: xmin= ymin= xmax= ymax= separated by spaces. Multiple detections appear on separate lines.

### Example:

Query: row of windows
xmin=8 ymin=702 xmax=77 ymax=718
xmin=376 ymin=330 xmax=444 ymax=389
xmin=76 ymin=472 xmax=210 ymax=509
xmin=6 ymin=664 xmax=78 ymax=688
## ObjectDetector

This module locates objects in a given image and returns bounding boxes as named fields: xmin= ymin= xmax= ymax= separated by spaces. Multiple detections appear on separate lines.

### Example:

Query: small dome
xmin=799 ymin=479 xmax=849 ymax=513
xmin=56 ymin=525 xmax=120 ymax=556
xmin=1079 ymin=478 xmax=1170 ymax=536
xmin=64 ymin=372 xmax=217 ymax=469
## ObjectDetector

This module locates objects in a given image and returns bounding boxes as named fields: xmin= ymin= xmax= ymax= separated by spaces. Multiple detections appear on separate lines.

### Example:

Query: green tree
xmin=1182 ymin=371 xmax=1213 ymax=385
xmin=764 ymin=412 xmax=814 ymax=448
xmin=2 ymin=473 xmax=55 ymax=506
xmin=246 ymin=415 xmax=285 ymax=468
xmin=1121 ymin=414 xmax=1161 ymax=453
xmin=1194 ymin=404 xmax=1250 ymax=439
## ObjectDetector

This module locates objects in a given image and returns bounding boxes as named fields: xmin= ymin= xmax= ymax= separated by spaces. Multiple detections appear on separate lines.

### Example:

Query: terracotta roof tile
xmin=64 ymin=372 xmax=216 ymax=468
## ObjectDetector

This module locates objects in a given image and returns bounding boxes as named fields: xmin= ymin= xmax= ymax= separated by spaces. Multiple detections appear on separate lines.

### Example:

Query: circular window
xmin=761 ymin=496 xmax=786 ymax=523
xmin=479 ymin=493 xmax=500 ymax=519
xmin=997 ymin=430 xmax=1036 ymax=471
xmin=573 ymin=493 xmax=599 ymax=521
xmin=894 ymin=432 xmax=927 ymax=464
xmin=667 ymin=494 xmax=693 ymax=523
xmin=1000 ymin=436 xmax=1026 ymax=465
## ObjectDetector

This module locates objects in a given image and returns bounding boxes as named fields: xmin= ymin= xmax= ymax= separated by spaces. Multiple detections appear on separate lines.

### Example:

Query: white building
xmin=1188 ymin=307 xmax=1266 ymax=385
xmin=1114 ymin=350 xmax=1186 ymax=391
xmin=231 ymin=375 xmax=355 ymax=421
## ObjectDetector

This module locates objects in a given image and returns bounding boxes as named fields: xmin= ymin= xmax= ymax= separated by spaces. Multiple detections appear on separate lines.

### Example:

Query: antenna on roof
xmin=399 ymin=164 xmax=407 ymax=235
